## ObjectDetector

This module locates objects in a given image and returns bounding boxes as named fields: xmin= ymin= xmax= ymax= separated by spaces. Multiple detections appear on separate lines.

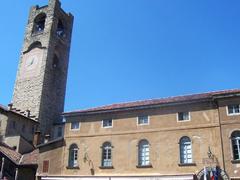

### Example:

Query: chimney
xmin=30 ymin=115 xmax=36 ymax=119
xmin=33 ymin=131 xmax=41 ymax=147
xmin=25 ymin=110 xmax=30 ymax=118
xmin=7 ymin=103 xmax=13 ymax=110
xmin=44 ymin=134 xmax=50 ymax=143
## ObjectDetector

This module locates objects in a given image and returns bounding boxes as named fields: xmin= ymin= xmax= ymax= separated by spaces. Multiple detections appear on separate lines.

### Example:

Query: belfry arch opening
xmin=33 ymin=13 xmax=46 ymax=34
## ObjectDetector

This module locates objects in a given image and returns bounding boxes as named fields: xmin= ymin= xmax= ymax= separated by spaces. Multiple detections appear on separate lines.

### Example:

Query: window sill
xmin=231 ymin=159 xmax=240 ymax=164
xmin=136 ymin=164 xmax=153 ymax=168
xmin=99 ymin=166 xmax=114 ymax=169
xmin=32 ymin=31 xmax=44 ymax=36
xmin=227 ymin=113 xmax=240 ymax=116
xmin=178 ymin=163 xmax=196 ymax=167
xmin=177 ymin=120 xmax=191 ymax=122
xmin=137 ymin=123 xmax=149 ymax=126
xmin=66 ymin=166 xmax=80 ymax=169
xmin=102 ymin=126 xmax=113 ymax=129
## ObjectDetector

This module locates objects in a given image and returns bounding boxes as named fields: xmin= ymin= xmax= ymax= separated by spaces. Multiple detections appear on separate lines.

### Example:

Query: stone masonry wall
xmin=12 ymin=0 xmax=73 ymax=137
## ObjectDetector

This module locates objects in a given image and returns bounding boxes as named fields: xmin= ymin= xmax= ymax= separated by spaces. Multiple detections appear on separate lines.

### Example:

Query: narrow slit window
xmin=56 ymin=20 xmax=65 ymax=37
xmin=52 ymin=55 xmax=59 ymax=69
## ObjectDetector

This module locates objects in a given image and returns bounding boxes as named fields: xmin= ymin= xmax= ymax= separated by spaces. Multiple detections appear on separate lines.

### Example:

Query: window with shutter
xmin=42 ymin=160 xmax=49 ymax=173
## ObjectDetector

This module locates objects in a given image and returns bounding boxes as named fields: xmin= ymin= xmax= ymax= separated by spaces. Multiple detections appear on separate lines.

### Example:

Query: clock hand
xmin=27 ymin=58 xmax=35 ymax=67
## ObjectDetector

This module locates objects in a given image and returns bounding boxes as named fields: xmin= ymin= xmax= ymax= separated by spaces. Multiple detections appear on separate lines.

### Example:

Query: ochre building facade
xmin=37 ymin=91 xmax=240 ymax=180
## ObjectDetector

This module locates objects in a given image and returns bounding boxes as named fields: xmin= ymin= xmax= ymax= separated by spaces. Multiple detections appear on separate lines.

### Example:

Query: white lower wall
xmin=40 ymin=175 xmax=194 ymax=180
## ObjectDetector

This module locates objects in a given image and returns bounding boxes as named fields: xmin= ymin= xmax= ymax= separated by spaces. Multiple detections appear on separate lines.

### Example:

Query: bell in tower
xmin=12 ymin=0 xmax=74 ymax=139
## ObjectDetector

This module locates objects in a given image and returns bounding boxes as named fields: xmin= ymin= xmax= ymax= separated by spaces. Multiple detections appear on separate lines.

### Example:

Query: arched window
xmin=68 ymin=144 xmax=78 ymax=167
xmin=138 ymin=139 xmax=150 ymax=166
xmin=56 ymin=19 xmax=65 ymax=37
xmin=231 ymin=131 xmax=240 ymax=160
xmin=33 ymin=13 xmax=46 ymax=33
xmin=180 ymin=136 xmax=192 ymax=164
xmin=102 ymin=142 xmax=112 ymax=167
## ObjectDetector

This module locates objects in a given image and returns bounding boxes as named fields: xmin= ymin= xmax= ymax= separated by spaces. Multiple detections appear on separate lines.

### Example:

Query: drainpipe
xmin=216 ymin=100 xmax=226 ymax=170
xmin=14 ymin=167 xmax=18 ymax=180
xmin=0 ymin=157 xmax=5 ymax=179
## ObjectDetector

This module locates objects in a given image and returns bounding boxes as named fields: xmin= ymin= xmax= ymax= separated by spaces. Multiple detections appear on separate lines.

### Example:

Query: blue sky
xmin=0 ymin=0 xmax=240 ymax=111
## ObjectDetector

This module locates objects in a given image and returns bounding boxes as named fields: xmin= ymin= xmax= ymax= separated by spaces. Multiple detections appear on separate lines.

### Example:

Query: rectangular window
xmin=42 ymin=160 xmax=49 ymax=173
xmin=178 ymin=112 xmax=190 ymax=121
xmin=70 ymin=122 xmax=80 ymax=130
xmin=227 ymin=105 xmax=240 ymax=115
xmin=138 ymin=116 xmax=149 ymax=125
xmin=102 ymin=119 xmax=112 ymax=128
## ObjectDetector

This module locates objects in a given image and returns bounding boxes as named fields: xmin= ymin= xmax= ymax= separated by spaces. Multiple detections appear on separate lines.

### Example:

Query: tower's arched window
xmin=180 ymin=136 xmax=192 ymax=164
xmin=68 ymin=144 xmax=78 ymax=168
xmin=33 ymin=13 xmax=46 ymax=33
xmin=52 ymin=55 xmax=59 ymax=69
xmin=231 ymin=131 xmax=240 ymax=160
xmin=138 ymin=139 xmax=150 ymax=166
xmin=101 ymin=142 xmax=112 ymax=167
xmin=56 ymin=20 xmax=65 ymax=38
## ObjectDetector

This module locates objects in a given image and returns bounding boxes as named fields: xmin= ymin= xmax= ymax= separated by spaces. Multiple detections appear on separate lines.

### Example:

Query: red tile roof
xmin=0 ymin=142 xmax=38 ymax=166
xmin=20 ymin=149 xmax=39 ymax=165
xmin=63 ymin=89 xmax=240 ymax=116
xmin=0 ymin=103 xmax=39 ymax=124
xmin=0 ymin=143 xmax=21 ymax=164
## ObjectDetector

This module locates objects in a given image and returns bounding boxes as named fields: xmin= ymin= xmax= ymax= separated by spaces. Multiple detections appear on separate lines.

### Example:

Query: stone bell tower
xmin=12 ymin=0 xmax=74 ymax=138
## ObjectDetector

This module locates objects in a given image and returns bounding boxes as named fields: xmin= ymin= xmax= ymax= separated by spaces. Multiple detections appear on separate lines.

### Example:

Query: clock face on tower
xmin=20 ymin=48 xmax=43 ymax=79
xmin=25 ymin=55 xmax=38 ymax=70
